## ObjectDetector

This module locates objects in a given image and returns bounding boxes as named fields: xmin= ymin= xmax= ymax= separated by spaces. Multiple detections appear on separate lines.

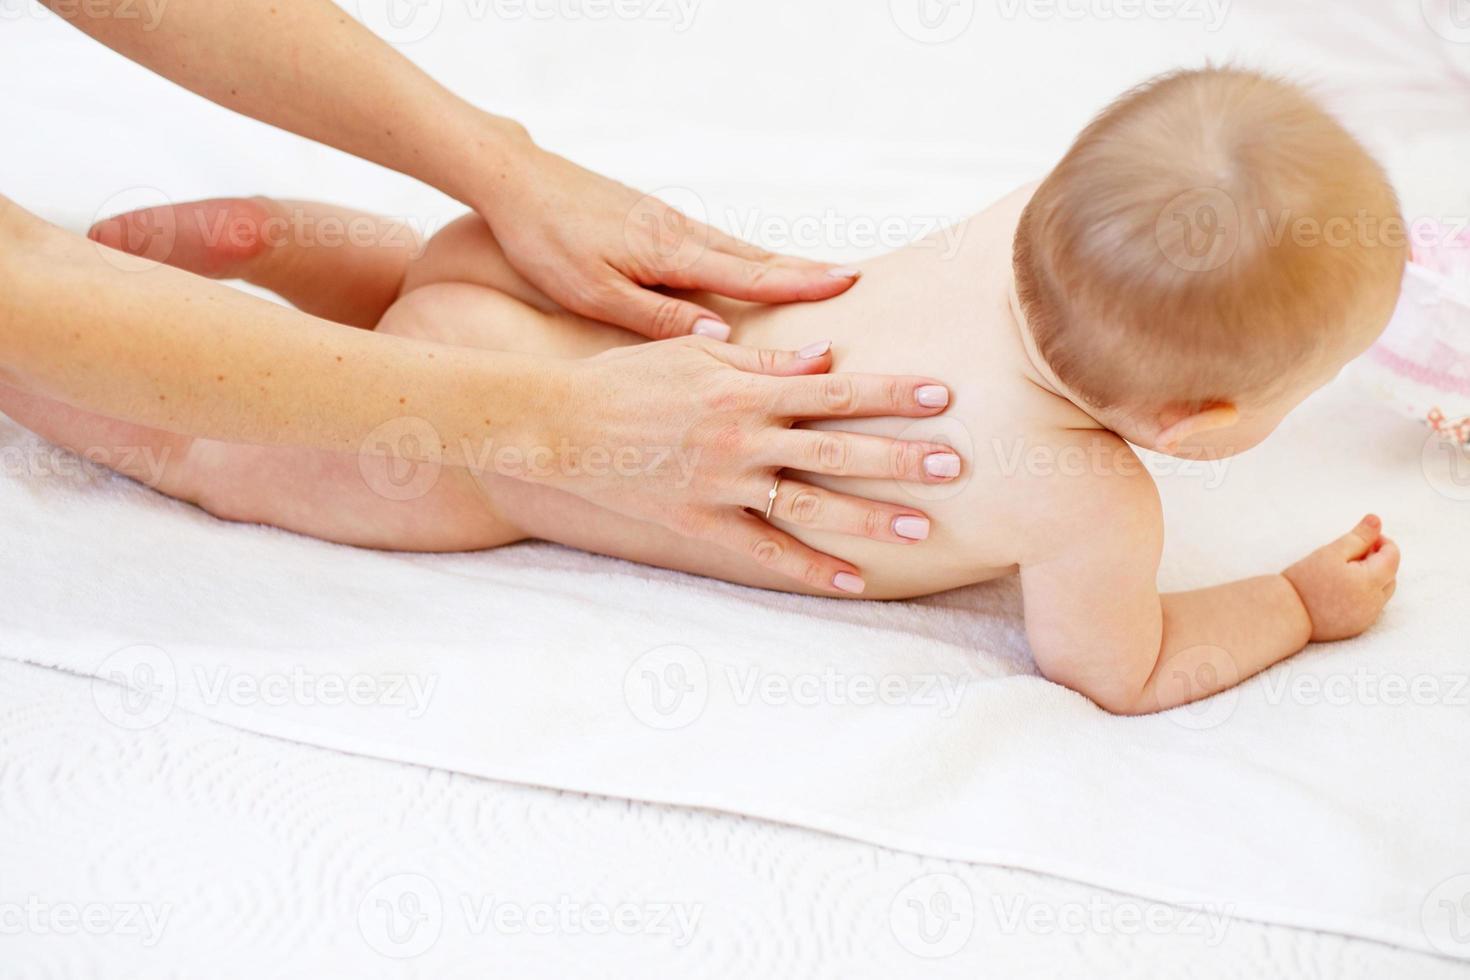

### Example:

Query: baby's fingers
xmin=1336 ymin=514 xmax=1382 ymax=560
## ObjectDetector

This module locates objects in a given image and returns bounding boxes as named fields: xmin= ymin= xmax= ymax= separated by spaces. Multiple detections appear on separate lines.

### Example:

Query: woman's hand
xmin=47 ymin=0 xmax=855 ymax=340
xmin=472 ymin=137 xmax=862 ymax=341
xmin=539 ymin=336 xmax=960 ymax=594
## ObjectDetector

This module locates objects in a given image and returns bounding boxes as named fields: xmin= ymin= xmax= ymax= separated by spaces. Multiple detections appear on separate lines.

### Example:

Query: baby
xmin=2 ymin=67 xmax=1406 ymax=714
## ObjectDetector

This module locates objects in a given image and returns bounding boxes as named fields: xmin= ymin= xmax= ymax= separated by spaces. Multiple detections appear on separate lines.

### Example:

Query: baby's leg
xmin=379 ymin=213 xmax=640 ymax=356
xmin=0 ymin=378 xmax=522 ymax=552
xmin=90 ymin=198 xmax=422 ymax=329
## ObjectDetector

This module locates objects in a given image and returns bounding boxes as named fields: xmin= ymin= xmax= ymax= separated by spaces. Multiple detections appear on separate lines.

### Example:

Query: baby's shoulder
xmin=1000 ymin=426 xmax=1164 ymax=563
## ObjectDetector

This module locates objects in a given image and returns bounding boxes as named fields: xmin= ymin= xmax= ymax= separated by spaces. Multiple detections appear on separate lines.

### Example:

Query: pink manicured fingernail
xmin=693 ymin=318 xmax=731 ymax=341
xmin=799 ymin=340 xmax=832 ymax=359
xmin=833 ymin=572 xmax=866 ymax=594
xmin=916 ymin=385 xmax=949 ymax=408
xmin=925 ymin=453 xmax=961 ymax=478
xmin=827 ymin=267 xmax=861 ymax=279
xmin=893 ymin=516 xmax=930 ymax=541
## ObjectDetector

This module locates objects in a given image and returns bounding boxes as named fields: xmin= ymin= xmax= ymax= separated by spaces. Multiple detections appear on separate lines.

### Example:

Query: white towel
xmin=4 ymin=374 xmax=1468 ymax=959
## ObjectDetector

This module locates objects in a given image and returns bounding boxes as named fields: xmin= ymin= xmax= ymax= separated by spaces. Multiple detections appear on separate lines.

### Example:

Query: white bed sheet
xmin=4 ymin=658 xmax=1465 ymax=979
xmin=3 ymin=1 xmax=1470 ymax=975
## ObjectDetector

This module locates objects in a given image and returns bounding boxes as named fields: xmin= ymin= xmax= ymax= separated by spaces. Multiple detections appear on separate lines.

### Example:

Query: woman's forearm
xmin=41 ymin=0 xmax=527 ymax=206
xmin=0 ymin=202 xmax=559 ymax=467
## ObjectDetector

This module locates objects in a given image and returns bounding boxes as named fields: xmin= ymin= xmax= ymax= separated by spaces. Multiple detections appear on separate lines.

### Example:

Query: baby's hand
xmin=1283 ymin=515 xmax=1401 ymax=643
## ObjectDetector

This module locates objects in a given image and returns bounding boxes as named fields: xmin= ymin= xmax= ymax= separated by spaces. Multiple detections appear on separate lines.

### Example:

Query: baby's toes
xmin=1364 ymin=536 xmax=1401 ymax=581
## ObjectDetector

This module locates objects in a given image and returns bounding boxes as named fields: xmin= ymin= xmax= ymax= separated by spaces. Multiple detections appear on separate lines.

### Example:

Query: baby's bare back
xmin=437 ymin=185 xmax=1122 ymax=598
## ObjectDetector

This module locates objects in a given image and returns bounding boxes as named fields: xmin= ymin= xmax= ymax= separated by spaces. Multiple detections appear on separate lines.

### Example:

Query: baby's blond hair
xmin=1013 ymin=67 xmax=1406 ymax=412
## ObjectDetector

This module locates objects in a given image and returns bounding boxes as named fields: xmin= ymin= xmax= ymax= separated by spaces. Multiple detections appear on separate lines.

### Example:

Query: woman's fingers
xmin=707 ymin=338 xmax=838 ymax=377
xmin=701 ymin=226 xmax=784 ymax=262
xmin=768 ymin=478 xmax=932 ymax=543
xmin=766 ymin=430 xmax=962 ymax=483
xmin=590 ymin=280 xmax=733 ymax=341
xmin=769 ymin=373 xmax=952 ymax=420
xmin=721 ymin=512 xmax=868 ymax=595
xmin=668 ymin=248 xmax=861 ymax=304
xmin=703 ymin=226 xmax=860 ymax=280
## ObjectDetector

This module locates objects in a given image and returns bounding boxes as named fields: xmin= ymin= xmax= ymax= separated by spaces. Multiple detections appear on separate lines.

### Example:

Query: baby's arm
xmin=1018 ymin=472 xmax=1401 ymax=715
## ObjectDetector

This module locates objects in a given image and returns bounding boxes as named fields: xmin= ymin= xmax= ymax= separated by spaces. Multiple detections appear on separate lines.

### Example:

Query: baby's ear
xmin=1152 ymin=402 xmax=1240 ymax=453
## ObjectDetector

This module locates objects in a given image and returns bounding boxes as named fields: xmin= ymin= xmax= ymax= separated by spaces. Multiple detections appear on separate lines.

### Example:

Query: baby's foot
xmin=88 ymin=197 xmax=276 ymax=279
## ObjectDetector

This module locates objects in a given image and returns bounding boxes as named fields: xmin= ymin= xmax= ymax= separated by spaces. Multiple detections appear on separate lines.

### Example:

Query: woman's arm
xmin=41 ymin=0 xmax=858 ymax=338
xmin=0 ymin=200 xmax=958 ymax=592
xmin=0 ymin=198 xmax=558 ymax=468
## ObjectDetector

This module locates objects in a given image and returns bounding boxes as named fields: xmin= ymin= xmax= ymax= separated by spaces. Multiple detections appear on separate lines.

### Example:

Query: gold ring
xmin=763 ymin=477 xmax=781 ymax=521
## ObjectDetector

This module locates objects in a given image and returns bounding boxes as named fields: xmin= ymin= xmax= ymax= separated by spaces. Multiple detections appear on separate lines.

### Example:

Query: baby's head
xmin=1013 ymin=67 xmax=1406 ymax=459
